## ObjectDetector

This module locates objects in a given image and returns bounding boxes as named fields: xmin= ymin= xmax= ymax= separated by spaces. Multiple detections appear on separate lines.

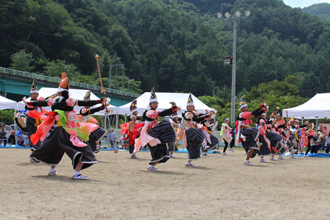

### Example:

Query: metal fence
xmin=0 ymin=67 xmax=140 ymax=98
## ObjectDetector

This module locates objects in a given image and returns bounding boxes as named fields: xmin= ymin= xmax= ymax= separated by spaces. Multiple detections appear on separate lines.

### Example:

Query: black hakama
xmin=186 ymin=128 xmax=205 ymax=160
xmin=87 ymin=127 xmax=106 ymax=153
xmin=208 ymin=135 xmax=219 ymax=150
xmin=147 ymin=118 xmax=176 ymax=164
xmin=240 ymin=128 xmax=259 ymax=158
xmin=167 ymin=142 xmax=175 ymax=152
xmin=266 ymin=132 xmax=283 ymax=154
xmin=30 ymin=127 xmax=97 ymax=170
xmin=258 ymin=135 xmax=271 ymax=156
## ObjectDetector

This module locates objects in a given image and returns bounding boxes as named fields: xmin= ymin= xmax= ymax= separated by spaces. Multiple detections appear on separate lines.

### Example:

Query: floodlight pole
xmin=231 ymin=19 xmax=237 ymax=123
xmin=217 ymin=11 xmax=250 ymax=123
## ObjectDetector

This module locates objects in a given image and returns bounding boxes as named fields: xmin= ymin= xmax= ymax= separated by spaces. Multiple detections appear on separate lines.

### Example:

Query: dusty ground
xmin=0 ymin=148 xmax=330 ymax=220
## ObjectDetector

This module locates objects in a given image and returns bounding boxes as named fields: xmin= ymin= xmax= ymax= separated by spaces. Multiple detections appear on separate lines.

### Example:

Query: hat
xmin=30 ymin=79 xmax=38 ymax=94
xmin=239 ymin=95 xmax=247 ymax=110
xmin=130 ymin=100 xmax=138 ymax=113
xmin=84 ymin=90 xmax=91 ymax=101
xmin=224 ymin=118 xmax=229 ymax=122
xmin=187 ymin=93 xmax=194 ymax=106
xmin=58 ymin=72 xmax=70 ymax=92
xmin=172 ymin=112 xmax=179 ymax=119
xmin=149 ymin=87 xmax=158 ymax=103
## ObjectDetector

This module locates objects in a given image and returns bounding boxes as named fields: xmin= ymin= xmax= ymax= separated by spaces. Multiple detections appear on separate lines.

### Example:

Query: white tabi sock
xmin=49 ymin=168 xmax=55 ymax=173
xmin=149 ymin=165 xmax=154 ymax=168
xmin=245 ymin=160 xmax=249 ymax=163
xmin=73 ymin=171 xmax=80 ymax=176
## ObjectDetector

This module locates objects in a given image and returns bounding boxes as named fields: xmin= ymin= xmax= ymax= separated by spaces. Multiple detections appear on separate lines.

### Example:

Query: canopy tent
xmin=282 ymin=93 xmax=330 ymax=119
xmin=0 ymin=95 xmax=18 ymax=110
xmin=117 ymin=92 xmax=216 ymax=115
xmin=17 ymin=87 xmax=119 ymax=115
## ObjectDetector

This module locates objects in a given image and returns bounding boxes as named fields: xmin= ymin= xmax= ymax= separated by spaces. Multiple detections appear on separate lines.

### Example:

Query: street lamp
xmin=217 ymin=10 xmax=250 ymax=123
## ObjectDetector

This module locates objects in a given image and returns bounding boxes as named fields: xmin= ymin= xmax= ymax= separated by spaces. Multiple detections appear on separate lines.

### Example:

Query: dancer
xmin=257 ymin=114 xmax=272 ymax=163
xmin=177 ymin=94 xmax=214 ymax=167
xmin=79 ymin=91 xmax=108 ymax=153
xmin=120 ymin=100 xmax=144 ymax=158
xmin=201 ymin=117 xmax=219 ymax=156
xmin=221 ymin=118 xmax=233 ymax=156
xmin=134 ymin=87 xmax=179 ymax=172
xmin=257 ymin=113 xmax=281 ymax=162
xmin=304 ymin=122 xmax=317 ymax=158
xmin=236 ymin=96 xmax=267 ymax=165
xmin=27 ymin=72 xmax=108 ymax=180
xmin=24 ymin=80 xmax=45 ymax=151
xmin=168 ymin=112 xmax=180 ymax=158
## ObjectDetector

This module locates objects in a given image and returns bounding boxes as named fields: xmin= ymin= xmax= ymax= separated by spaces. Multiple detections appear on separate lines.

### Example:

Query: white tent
xmin=0 ymin=95 xmax=18 ymax=110
xmin=282 ymin=93 xmax=330 ymax=119
xmin=17 ymin=87 xmax=119 ymax=115
xmin=117 ymin=92 xmax=216 ymax=115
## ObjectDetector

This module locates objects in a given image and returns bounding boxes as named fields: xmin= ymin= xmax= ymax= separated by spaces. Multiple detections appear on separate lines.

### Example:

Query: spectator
xmin=119 ymin=135 xmax=128 ymax=149
xmin=313 ymin=125 xmax=325 ymax=153
xmin=0 ymin=122 xmax=7 ymax=146
xmin=325 ymin=132 xmax=330 ymax=154
xmin=322 ymin=126 xmax=327 ymax=152
xmin=8 ymin=131 xmax=16 ymax=145
xmin=107 ymin=130 xmax=117 ymax=149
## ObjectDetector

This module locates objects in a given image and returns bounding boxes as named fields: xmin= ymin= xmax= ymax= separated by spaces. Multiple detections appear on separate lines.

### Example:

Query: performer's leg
xmin=246 ymin=149 xmax=254 ymax=161
xmin=72 ymin=161 xmax=88 ymax=180
xmin=48 ymin=165 xmax=58 ymax=176
xmin=305 ymin=144 xmax=312 ymax=157
xmin=223 ymin=140 xmax=228 ymax=153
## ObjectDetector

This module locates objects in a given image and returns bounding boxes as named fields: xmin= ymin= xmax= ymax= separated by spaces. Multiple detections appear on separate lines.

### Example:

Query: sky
xmin=283 ymin=0 xmax=330 ymax=8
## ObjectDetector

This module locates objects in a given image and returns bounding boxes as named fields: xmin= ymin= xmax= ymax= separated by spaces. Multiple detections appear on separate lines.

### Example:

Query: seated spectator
xmin=8 ymin=131 xmax=16 ymax=145
xmin=325 ymin=132 xmax=330 ymax=154
xmin=119 ymin=135 xmax=128 ymax=149
xmin=0 ymin=122 xmax=7 ymax=146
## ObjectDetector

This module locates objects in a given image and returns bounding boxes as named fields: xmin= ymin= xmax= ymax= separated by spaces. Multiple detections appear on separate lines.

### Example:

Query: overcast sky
xmin=283 ymin=0 xmax=330 ymax=8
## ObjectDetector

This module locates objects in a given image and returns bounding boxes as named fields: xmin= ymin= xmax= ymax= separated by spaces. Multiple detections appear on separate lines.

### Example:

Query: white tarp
xmin=117 ymin=92 xmax=216 ymax=115
xmin=17 ymin=87 xmax=119 ymax=115
xmin=0 ymin=95 xmax=18 ymax=110
xmin=282 ymin=93 xmax=330 ymax=119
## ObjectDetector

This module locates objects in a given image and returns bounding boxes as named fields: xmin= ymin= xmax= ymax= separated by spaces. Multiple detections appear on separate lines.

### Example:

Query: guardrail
xmin=0 ymin=67 xmax=140 ymax=98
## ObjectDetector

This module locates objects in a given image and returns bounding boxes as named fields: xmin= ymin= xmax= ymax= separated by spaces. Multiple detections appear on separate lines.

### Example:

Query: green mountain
xmin=303 ymin=3 xmax=330 ymax=23
xmin=1 ymin=0 xmax=330 ymax=97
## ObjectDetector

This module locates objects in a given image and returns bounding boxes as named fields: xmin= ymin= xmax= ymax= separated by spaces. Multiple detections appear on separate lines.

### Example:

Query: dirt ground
xmin=1 ymin=148 xmax=330 ymax=220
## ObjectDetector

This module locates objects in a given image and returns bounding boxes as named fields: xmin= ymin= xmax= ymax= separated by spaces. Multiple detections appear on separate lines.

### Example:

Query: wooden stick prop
xmin=95 ymin=54 xmax=106 ymax=94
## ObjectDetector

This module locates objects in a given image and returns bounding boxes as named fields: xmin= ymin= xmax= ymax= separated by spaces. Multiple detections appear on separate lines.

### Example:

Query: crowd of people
xmin=1 ymin=74 xmax=329 ymax=180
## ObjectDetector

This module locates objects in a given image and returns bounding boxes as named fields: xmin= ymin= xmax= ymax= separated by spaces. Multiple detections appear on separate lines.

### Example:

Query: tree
xmin=43 ymin=59 xmax=79 ymax=78
xmin=10 ymin=50 xmax=34 ymax=72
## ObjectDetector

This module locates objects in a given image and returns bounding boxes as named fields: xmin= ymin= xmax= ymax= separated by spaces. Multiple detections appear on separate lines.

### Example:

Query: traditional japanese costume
xmin=202 ymin=118 xmax=219 ymax=151
xmin=167 ymin=112 xmax=179 ymax=154
xmin=177 ymin=94 xmax=209 ymax=160
xmin=235 ymin=96 xmax=266 ymax=157
xmin=134 ymin=87 xmax=178 ymax=164
xmin=220 ymin=119 xmax=233 ymax=144
xmin=120 ymin=100 xmax=144 ymax=155
xmin=29 ymin=73 xmax=105 ymax=170
xmin=78 ymin=90 xmax=107 ymax=153
xmin=24 ymin=80 xmax=46 ymax=151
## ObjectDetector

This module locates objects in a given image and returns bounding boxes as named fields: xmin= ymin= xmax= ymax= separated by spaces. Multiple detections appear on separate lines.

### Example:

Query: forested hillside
xmin=1 ymin=0 xmax=330 ymax=99
xmin=303 ymin=3 xmax=330 ymax=23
